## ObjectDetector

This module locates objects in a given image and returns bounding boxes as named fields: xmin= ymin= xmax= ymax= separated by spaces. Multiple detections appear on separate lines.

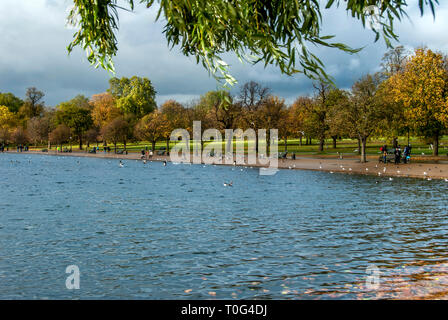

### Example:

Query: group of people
xmin=381 ymin=144 xmax=412 ymax=164
xmin=140 ymin=148 xmax=154 ymax=160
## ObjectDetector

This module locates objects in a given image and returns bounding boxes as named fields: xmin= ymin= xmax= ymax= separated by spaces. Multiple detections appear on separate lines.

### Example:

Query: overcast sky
xmin=0 ymin=0 xmax=447 ymax=107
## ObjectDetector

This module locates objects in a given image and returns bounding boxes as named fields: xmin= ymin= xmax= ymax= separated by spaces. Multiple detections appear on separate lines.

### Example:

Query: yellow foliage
xmin=388 ymin=48 xmax=448 ymax=132
xmin=0 ymin=105 xmax=14 ymax=128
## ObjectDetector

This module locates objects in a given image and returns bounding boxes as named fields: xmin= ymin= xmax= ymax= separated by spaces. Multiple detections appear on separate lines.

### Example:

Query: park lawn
xmin=29 ymin=136 xmax=448 ymax=157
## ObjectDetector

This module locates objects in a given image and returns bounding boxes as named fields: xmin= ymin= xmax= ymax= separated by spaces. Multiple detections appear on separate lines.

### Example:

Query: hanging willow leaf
xmin=67 ymin=0 xmax=439 ymax=85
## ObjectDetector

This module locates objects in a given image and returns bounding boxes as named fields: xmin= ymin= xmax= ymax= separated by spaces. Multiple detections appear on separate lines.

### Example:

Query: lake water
xmin=1 ymin=153 xmax=448 ymax=299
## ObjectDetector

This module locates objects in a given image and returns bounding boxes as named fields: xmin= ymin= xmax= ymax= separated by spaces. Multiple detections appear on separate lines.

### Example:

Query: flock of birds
xmin=317 ymin=161 xmax=448 ymax=183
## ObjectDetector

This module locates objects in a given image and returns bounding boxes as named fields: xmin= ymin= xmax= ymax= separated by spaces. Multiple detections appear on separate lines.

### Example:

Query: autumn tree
xmin=325 ymin=89 xmax=350 ymax=149
xmin=56 ymin=96 xmax=93 ymax=150
xmin=160 ymin=100 xmax=187 ymax=153
xmin=91 ymin=92 xmax=121 ymax=128
xmin=345 ymin=74 xmax=385 ymax=163
xmin=388 ymin=48 xmax=448 ymax=156
xmin=49 ymin=125 xmax=71 ymax=149
xmin=289 ymin=97 xmax=310 ymax=146
xmin=135 ymin=111 xmax=168 ymax=152
xmin=101 ymin=117 xmax=131 ymax=152
xmin=11 ymin=127 xmax=28 ymax=146
xmin=259 ymin=96 xmax=287 ymax=149
xmin=27 ymin=116 xmax=52 ymax=146
xmin=108 ymin=76 xmax=157 ymax=118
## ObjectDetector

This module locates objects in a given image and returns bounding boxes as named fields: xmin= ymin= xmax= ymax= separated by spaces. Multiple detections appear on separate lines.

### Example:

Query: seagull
xmin=365 ymin=168 xmax=369 ymax=171
xmin=444 ymin=179 xmax=448 ymax=182
xmin=119 ymin=161 xmax=124 ymax=168
xmin=427 ymin=178 xmax=432 ymax=181
xmin=143 ymin=159 xmax=147 ymax=164
xmin=389 ymin=177 xmax=393 ymax=181
xmin=349 ymin=168 xmax=352 ymax=171
xmin=319 ymin=165 xmax=322 ymax=169
xmin=378 ymin=172 xmax=382 ymax=176
xmin=330 ymin=171 xmax=334 ymax=174
xmin=383 ymin=167 xmax=386 ymax=173
xmin=423 ymin=172 xmax=428 ymax=175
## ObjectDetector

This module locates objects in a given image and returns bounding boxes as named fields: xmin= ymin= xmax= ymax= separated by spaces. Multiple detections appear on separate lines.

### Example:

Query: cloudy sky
xmin=0 ymin=0 xmax=447 ymax=107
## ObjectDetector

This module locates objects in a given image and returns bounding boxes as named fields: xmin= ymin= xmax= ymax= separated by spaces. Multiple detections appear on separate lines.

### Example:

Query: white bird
xmin=423 ymin=172 xmax=428 ymax=175
xmin=330 ymin=171 xmax=334 ymax=174
xmin=378 ymin=172 xmax=382 ymax=176
xmin=444 ymin=179 xmax=448 ymax=182
xmin=427 ymin=178 xmax=432 ymax=181
xmin=223 ymin=181 xmax=233 ymax=187
xmin=389 ymin=177 xmax=393 ymax=181
xmin=319 ymin=165 xmax=322 ymax=169
xmin=119 ymin=161 xmax=124 ymax=168
xmin=383 ymin=167 xmax=386 ymax=173
xmin=349 ymin=168 xmax=352 ymax=171
xmin=365 ymin=168 xmax=369 ymax=171
xmin=397 ymin=170 xmax=400 ymax=174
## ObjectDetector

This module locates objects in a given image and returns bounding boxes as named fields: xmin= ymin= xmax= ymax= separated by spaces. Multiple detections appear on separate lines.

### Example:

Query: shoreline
xmin=3 ymin=150 xmax=448 ymax=180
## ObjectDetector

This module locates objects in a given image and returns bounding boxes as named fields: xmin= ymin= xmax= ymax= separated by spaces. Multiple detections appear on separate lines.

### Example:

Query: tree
xmin=27 ymin=116 xmax=52 ymax=146
xmin=56 ymin=97 xmax=93 ymax=150
xmin=135 ymin=111 xmax=168 ymax=152
xmin=85 ymin=127 xmax=100 ymax=148
xmin=289 ymin=97 xmax=310 ymax=146
xmin=388 ymin=48 xmax=448 ymax=156
xmin=0 ymin=93 xmax=23 ymax=113
xmin=198 ymin=91 xmax=241 ymax=130
xmin=101 ymin=117 xmax=131 ymax=152
xmin=11 ymin=127 xmax=28 ymax=146
xmin=345 ymin=74 xmax=385 ymax=163
xmin=49 ymin=125 xmax=71 ymax=149
xmin=20 ymin=87 xmax=45 ymax=118
xmin=0 ymin=105 xmax=15 ymax=128
xmin=259 ymin=96 xmax=287 ymax=149
xmin=238 ymin=81 xmax=270 ymax=152
xmin=67 ymin=1 xmax=437 ymax=84
xmin=325 ymin=89 xmax=350 ymax=149
xmin=108 ymin=76 xmax=157 ymax=118
xmin=91 ymin=92 xmax=121 ymax=128
xmin=160 ymin=100 xmax=187 ymax=152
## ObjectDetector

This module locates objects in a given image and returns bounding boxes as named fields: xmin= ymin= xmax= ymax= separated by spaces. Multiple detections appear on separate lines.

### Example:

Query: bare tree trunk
xmin=357 ymin=138 xmax=361 ymax=155
xmin=433 ymin=133 xmax=439 ymax=156
xmin=332 ymin=136 xmax=337 ymax=149
xmin=299 ymin=136 xmax=302 ymax=146
xmin=284 ymin=137 xmax=288 ymax=152
xmin=319 ymin=138 xmax=324 ymax=152
xmin=152 ymin=140 xmax=156 ymax=152
xmin=360 ymin=137 xmax=367 ymax=163
xmin=79 ymin=135 xmax=83 ymax=150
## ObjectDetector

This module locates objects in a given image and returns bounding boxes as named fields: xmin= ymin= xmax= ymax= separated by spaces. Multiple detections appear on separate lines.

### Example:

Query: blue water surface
xmin=0 ymin=153 xmax=447 ymax=299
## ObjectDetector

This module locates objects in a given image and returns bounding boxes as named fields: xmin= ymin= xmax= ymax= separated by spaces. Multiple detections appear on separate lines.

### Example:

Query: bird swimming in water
xmin=163 ymin=160 xmax=167 ymax=166
xmin=119 ymin=161 xmax=124 ymax=168
xmin=223 ymin=181 xmax=233 ymax=187
xmin=143 ymin=159 xmax=147 ymax=164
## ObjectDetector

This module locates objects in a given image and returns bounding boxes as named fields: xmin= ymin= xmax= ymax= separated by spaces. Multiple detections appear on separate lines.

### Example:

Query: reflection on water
xmin=0 ymin=153 xmax=448 ymax=299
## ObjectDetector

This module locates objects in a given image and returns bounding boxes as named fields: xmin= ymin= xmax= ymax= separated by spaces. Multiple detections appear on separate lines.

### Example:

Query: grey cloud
xmin=0 ymin=0 xmax=447 ymax=107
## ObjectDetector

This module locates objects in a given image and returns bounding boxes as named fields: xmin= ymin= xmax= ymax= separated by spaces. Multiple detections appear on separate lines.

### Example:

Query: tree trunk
xmin=152 ymin=140 xmax=156 ymax=152
xmin=332 ymin=136 xmax=337 ymax=149
xmin=284 ymin=137 xmax=288 ymax=152
xmin=166 ymin=137 xmax=170 ymax=155
xmin=114 ymin=143 xmax=117 ymax=153
xmin=299 ymin=136 xmax=302 ymax=146
xmin=360 ymin=137 xmax=367 ymax=163
xmin=357 ymin=138 xmax=361 ymax=155
xmin=79 ymin=135 xmax=83 ymax=150
xmin=393 ymin=137 xmax=398 ymax=148
xmin=433 ymin=133 xmax=439 ymax=156
xmin=123 ymin=140 xmax=127 ymax=150
xmin=319 ymin=138 xmax=324 ymax=152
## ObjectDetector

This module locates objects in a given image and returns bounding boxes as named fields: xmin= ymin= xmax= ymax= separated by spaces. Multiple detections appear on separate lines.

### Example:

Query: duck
xmin=223 ymin=181 xmax=233 ymax=187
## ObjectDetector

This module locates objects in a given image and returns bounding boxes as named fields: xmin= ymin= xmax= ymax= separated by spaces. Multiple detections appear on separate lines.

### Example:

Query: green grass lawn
xmin=29 ymin=136 xmax=448 ymax=157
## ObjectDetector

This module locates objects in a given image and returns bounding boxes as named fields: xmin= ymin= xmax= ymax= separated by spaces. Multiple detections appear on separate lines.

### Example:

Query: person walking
xmin=383 ymin=149 xmax=388 ymax=164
